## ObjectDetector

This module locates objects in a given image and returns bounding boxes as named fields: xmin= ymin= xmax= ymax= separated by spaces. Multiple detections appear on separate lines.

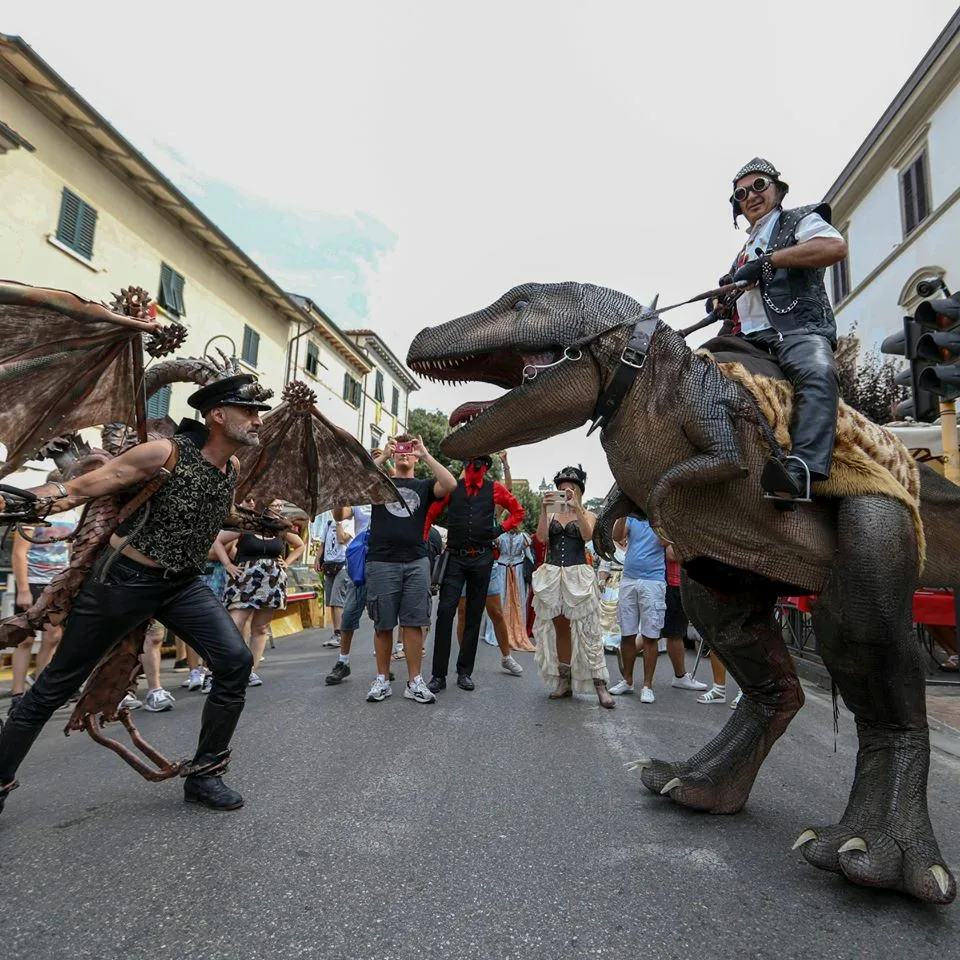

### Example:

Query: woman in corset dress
xmin=532 ymin=466 xmax=613 ymax=709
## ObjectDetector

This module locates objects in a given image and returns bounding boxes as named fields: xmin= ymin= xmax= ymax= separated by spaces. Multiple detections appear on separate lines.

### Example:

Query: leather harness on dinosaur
xmin=521 ymin=308 xmax=924 ymax=558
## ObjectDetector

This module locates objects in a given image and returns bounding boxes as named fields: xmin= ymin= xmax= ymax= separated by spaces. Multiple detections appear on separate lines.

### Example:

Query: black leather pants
xmin=746 ymin=329 xmax=839 ymax=480
xmin=432 ymin=551 xmax=494 ymax=679
xmin=0 ymin=554 xmax=252 ymax=786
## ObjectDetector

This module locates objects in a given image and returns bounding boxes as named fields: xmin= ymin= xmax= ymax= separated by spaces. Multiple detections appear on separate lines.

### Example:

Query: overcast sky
xmin=6 ymin=1 xmax=958 ymax=494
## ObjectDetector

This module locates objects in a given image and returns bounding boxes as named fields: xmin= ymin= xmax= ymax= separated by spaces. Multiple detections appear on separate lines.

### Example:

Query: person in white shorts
xmin=609 ymin=515 xmax=705 ymax=703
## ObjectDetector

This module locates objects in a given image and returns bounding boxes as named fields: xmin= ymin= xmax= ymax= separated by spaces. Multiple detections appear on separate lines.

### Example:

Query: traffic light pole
xmin=940 ymin=401 xmax=960 ymax=484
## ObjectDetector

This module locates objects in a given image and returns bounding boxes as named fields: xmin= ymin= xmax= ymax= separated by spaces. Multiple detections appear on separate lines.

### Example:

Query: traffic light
xmin=881 ymin=316 xmax=938 ymax=421
xmin=915 ymin=293 xmax=960 ymax=400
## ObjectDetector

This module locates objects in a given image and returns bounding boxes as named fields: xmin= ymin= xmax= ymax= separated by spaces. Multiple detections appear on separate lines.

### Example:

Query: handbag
xmin=322 ymin=560 xmax=345 ymax=580
xmin=345 ymin=528 xmax=370 ymax=585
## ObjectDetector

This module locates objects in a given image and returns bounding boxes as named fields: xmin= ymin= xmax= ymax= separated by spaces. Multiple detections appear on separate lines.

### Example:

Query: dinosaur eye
xmin=513 ymin=299 xmax=529 ymax=312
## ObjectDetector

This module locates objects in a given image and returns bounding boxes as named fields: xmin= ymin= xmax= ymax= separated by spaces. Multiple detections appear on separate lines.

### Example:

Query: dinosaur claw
xmin=791 ymin=829 xmax=818 ymax=850
xmin=660 ymin=777 xmax=683 ymax=795
xmin=625 ymin=758 xmax=652 ymax=771
xmin=930 ymin=865 xmax=952 ymax=897
xmin=838 ymin=837 xmax=868 ymax=854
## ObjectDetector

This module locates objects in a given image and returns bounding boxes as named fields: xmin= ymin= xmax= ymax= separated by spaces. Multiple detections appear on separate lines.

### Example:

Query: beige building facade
xmin=342 ymin=330 xmax=421 ymax=450
xmin=0 ymin=34 xmax=368 ymax=433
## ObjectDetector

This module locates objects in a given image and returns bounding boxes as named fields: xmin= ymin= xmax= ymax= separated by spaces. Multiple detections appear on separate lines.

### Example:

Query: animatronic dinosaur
xmin=0 ymin=281 xmax=400 ymax=782
xmin=407 ymin=282 xmax=959 ymax=905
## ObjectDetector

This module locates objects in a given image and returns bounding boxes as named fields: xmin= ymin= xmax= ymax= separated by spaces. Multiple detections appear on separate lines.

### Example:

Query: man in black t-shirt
xmin=364 ymin=434 xmax=457 ymax=705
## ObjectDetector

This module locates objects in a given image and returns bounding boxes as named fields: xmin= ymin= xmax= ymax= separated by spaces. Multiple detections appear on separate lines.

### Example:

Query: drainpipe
xmin=285 ymin=319 xmax=312 ymax=385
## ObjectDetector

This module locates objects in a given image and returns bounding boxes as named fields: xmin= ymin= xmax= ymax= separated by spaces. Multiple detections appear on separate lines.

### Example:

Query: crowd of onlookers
xmin=3 ymin=437 xmax=735 ymax=718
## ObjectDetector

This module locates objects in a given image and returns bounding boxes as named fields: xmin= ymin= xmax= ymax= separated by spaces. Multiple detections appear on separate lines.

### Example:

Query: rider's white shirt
xmin=736 ymin=209 xmax=842 ymax=336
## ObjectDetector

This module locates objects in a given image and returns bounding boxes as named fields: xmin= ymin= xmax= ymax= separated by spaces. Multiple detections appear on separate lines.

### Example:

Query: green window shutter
xmin=342 ymin=372 xmax=351 ymax=402
xmin=75 ymin=203 xmax=97 ymax=259
xmin=374 ymin=370 xmax=384 ymax=402
xmin=171 ymin=271 xmax=186 ymax=315
xmin=353 ymin=380 xmax=362 ymax=406
xmin=146 ymin=384 xmax=171 ymax=420
xmin=241 ymin=325 xmax=260 ymax=366
xmin=306 ymin=342 xmax=319 ymax=375
xmin=159 ymin=264 xmax=175 ymax=312
xmin=391 ymin=386 xmax=399 ymax=416
xmin=56 ymin=188 xmax=97 ymax=259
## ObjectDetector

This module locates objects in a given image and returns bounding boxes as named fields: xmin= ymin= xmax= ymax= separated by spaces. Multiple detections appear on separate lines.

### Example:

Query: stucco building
xmin=0 ymin=33 xmax=366 ymax=432
xmin=342 ymin=330 xmax=421 ymax=450
xmin=824 ymin=11 xmax=960 ymax=352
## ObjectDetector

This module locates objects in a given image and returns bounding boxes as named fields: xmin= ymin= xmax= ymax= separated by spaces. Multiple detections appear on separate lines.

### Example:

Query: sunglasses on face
xmin=733 ymin=176 xmax=774 ymax=203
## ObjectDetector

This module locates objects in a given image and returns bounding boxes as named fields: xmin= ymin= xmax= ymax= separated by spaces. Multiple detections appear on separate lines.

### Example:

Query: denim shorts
xmin=365 ymin=558 xmax=432 ymax=630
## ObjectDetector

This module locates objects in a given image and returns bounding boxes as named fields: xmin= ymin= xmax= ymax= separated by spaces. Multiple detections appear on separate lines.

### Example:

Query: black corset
xmin=547 ymin=518 xmax=586 ymax=567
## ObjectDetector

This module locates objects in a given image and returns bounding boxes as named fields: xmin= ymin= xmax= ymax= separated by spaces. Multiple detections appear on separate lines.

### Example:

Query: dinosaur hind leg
xmin=640 ymin=576 xmax=803 ymax=813
xmin=800 ymin=495 xmax=955 ymax=905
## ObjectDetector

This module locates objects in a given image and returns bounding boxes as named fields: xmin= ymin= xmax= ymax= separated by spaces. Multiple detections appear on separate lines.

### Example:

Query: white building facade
xmin=824 ymin=11 xmax=960 ymax=352
xmin=342 ymin=330 xmax=421 ymax=450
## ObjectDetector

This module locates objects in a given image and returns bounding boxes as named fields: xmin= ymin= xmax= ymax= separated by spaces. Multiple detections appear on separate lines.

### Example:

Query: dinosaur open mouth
xmin=408 ymin=348 xmax=562 ymax=392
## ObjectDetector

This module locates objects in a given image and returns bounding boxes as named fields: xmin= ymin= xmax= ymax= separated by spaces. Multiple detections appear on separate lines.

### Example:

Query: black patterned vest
xmin=123 ymin=435 xmax=236 ymax=573
xmin=730 ymin=203 xmax=838 ymax=344
xmin=446 ymin=479 xmax=496 ymax=549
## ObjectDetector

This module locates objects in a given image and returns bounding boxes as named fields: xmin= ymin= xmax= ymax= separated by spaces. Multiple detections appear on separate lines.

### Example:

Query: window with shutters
xmin=305 ymin=341 xmax=320 ymax=376
xmin=900 ymin=151 xmax=931 ymax=238
xmin=374 ymin=370 xmax=385 ymax=402
xmin=55 ymin=187 xmax=98 ymax=260
xmin=157 ymin=263 xmax=187 ymax=317
xmin=370 ymin=426 xmax=383 ymax=451
xmin=241 ymin=325 xmax=260 ymax=366
xmin=343 ymin=373 xmax=362 ymax=408
xmin=146 ymin=384 xmax=171 ymax=420
xmin=831 ymin=228 xmax=850 ymax=304
xmin=391 ymin=386 xmax=400 ymax=416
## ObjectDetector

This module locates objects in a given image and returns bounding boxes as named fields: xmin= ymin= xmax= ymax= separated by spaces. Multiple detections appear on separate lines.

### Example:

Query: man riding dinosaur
xmin=722 ymin=157 xmax=848 ymax=504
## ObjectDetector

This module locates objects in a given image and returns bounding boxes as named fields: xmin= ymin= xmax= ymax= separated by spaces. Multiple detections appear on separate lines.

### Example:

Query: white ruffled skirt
xmin=532 ymin=563 xmax=608 ymax=691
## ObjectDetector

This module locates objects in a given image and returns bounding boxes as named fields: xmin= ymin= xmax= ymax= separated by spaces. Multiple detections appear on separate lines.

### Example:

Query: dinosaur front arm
xmin=594 ymin=483 xmax=644 ymax=561
xmin=646 ymin=414 xmax=748 ymax=536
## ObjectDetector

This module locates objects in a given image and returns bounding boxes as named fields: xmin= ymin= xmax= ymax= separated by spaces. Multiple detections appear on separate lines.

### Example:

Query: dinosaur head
xmin=407 ymin=282 xmax=644 ymax=457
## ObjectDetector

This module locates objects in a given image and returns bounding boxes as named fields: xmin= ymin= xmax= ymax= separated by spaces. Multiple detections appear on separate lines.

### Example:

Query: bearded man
xmin=725 ymin=157 xmax=848 ymax=503
xmin=0 ymin=374 xmax=270 ymax=816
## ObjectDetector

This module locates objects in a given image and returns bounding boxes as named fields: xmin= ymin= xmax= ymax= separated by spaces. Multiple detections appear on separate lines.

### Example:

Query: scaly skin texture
xmin=408 ymin=281 xmax=958 ymax=904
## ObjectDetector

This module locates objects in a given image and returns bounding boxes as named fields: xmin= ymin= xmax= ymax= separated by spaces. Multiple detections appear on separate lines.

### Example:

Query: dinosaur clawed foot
xmin=793 ymin=824 xmax=956 ymax=904
xmin=634 ymin=696 xmax=799 ymax=815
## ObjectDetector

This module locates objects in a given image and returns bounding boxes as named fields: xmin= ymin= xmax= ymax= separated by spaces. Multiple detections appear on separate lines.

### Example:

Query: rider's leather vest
xmin=730 ymin=203 xmax=838 ymax=344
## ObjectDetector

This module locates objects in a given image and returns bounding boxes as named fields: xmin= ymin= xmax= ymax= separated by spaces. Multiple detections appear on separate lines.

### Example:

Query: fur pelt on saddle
xmin=698 ymin=336 xmax=924 ymax=562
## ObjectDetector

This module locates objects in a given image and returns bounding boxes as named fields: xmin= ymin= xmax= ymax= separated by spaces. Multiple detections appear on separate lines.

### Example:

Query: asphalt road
xmin=1 ymin=626 xmax=958 ymax=960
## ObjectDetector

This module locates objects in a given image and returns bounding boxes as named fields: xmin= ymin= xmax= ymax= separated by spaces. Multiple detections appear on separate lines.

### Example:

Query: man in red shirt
xmin=426 ymin=456 xmax=525 ymax=693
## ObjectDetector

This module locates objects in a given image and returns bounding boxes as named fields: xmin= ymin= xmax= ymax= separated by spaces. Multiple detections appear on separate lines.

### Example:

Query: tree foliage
xmin=835 ymin=334 xmax=906 ymax=425
xmin=406 ymin=408 xmax=502 ymax=481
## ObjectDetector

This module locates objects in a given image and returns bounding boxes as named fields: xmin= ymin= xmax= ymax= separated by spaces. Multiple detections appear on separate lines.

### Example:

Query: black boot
xmin=760 ymin=455 xmax=812 ymax=506
xmin=0 ymin=715 xmax=48 ymax=815
xmin=183 ymin=700 xmax=244 ymax=811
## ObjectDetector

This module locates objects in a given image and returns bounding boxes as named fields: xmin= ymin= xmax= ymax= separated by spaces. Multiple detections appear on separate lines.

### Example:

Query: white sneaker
xmin=672 ymin=672 xmax=709 ymax=691
xmin=366 ymin=677 xmax=392 ymax=702
xmin=501 ymin=655 xmax=523 ymax=676
xmin=248 ymin=672 xmax=263 ymax=687
xmin=181 ymin=667 xmax=204 ymax=690
xmin=608 ymin=680 xmax=635 ymax=696
xmin=200 ymin=672 xmax=212 ymax=695
xmin=731 ymin=690 xmax=743 ymax=709
xmin=322 ymin=634 xmax=341 ymax=648
xmin=697 ymin=685 xmax=727 ymax=704
xmin=640 ymin=686 xmax=656 ymax=704
xmin=404 ymin=676 xmax=436 ymax=704
xmin=119 ymin=693 xmax=142 ymax=711
xmin=144 ymin=688 xmax=175 ymax=712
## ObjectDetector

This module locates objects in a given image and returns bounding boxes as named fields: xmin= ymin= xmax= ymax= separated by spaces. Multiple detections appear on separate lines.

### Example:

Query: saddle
xmin=697 ymin=335 xmax=925 ymax=561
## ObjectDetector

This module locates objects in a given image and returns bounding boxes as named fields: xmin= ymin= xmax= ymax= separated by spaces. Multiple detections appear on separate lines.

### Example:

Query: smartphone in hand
xmin=395 ymin=441 xmax=414 ymax=454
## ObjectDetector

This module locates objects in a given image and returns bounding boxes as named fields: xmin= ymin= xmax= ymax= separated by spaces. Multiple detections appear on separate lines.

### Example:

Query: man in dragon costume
xmin=0 ymin=281 xmax=400 ymax=817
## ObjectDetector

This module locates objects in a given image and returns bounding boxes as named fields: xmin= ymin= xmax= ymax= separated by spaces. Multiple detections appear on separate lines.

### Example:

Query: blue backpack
xmin=345 ymin=528 xmax=370 ymax=585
